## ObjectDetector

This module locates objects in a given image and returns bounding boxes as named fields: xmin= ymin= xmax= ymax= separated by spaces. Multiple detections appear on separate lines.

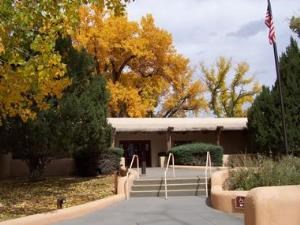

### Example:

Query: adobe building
xmin=108 ymin=118 xmax=249 ymax=167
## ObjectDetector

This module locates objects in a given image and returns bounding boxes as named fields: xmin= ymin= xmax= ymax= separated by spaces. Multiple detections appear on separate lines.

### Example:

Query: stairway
xmin=130 ymin=177 xmax=209 ymax=197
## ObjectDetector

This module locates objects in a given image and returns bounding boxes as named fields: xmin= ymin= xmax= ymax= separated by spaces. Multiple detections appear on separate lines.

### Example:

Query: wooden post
xmin=166 ymin=127 xmax=174 ymax=151
xmin=111 ymin=128 xmax=116 ymax=148
xmin=114 ymin=171 xmax=118 ymax=194
xmin=216 ymin=126 xmax=223 ymax=146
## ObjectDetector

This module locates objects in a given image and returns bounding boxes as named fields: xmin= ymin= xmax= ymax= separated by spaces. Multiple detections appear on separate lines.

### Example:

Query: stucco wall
xmin=0 ymin=153 xmax=11 ymax=179
xmin=210 ymin=169 xmax=248 ymax=214
xmin=221 ymin=130 xmax=248 ymax=154
xmin=172 ymin=130 xmax=248 ymax=154
xmin=0 ymin=154 xmax=74 ymax=179
xmin=115 ymin=130 xmax=248 ymax=167
xmin=171 ymin=131 xmax=217 ymax=144
xmin=115 ymin=132 xmax=166 ymax=167
xmin=245 ymin=185 xmax=300 ymax=225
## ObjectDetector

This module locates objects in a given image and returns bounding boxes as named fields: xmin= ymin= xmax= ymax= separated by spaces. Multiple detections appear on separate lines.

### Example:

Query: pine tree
xmin=275 ymin=38 xmax=300 ymax=154
xmin=248 ymin=38 xmax=300 ymax=155
xmin=56 ymin=37 xmax=112 ymax=176
xmin=247 ymin=87 xmax=281 ymax=154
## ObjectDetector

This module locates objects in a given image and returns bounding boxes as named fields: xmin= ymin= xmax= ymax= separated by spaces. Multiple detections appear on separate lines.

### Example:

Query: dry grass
xmin=0 ymin=175 xmax=114 ymax=222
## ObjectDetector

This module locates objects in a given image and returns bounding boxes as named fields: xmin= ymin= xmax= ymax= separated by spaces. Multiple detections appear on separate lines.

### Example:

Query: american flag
xmin=265 ymin=3 xmax=276 ymax=45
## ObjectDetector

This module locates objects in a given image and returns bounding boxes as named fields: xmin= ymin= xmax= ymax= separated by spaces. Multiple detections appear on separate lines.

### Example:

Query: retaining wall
xmin=0 ymin=153 xmax=74 ymax=179
xmin=210 ymin=169 xmax=248 ymax=214
xmin=245 ymin=185 xmax=300 ymax=225
xmin=211 ymin=169 xmax=300 ymax=225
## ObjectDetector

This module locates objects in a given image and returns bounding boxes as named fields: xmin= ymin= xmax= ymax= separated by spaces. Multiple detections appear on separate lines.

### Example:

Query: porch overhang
xmin=107 ymin=118 xmax=247 ymax=132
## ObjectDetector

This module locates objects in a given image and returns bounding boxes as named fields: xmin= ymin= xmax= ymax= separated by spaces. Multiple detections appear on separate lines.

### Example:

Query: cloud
xmin=227 ymin=20 xmax=265 ymax=38
xmin=127 ymin=0 xmax=299 ymax=87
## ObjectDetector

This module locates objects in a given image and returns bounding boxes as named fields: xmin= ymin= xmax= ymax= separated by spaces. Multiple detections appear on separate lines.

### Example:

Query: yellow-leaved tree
xmin=75 ymin=6 xmax=206 ymax=117
xmin=0 ymin=0 xmax=131 ymax=123
xmin=290 ymin=16 xmax=300 ymax=37
xmin=201 ymin=57 xmax=261 ymax=117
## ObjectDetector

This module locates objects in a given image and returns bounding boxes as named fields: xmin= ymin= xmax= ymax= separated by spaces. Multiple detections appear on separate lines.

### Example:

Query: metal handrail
xmin=164 ymin=153 xmax=175 ymax=200
xmin=205 ymin=151 xmax=212 ymax=197
xmin=126 ymin=154 xmax=139 ymax=200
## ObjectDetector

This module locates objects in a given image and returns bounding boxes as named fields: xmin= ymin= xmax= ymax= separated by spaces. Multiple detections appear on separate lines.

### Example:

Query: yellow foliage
xmin=201 ymin=57 xmax=261 ymax=117
xmin=75 ymin=7 xmax=206 ymax=117
xmin=159 ymin=55 xmax=207 ymax=117
xmin=0 ymin=0 xmax=130 ymax=122
xmin=0 ymin=40 xmax=3 ymax=54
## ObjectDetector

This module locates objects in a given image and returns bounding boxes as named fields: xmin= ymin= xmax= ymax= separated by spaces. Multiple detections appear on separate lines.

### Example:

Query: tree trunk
xmin=27 ymin=158 xmax=47 ymax=182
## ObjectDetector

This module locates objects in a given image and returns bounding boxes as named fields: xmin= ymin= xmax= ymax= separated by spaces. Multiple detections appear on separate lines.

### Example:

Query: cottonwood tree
xmin=290 ymin=16 xmax=300 ymax=38
xmin=201 ymin=57 xmax=261 ymax=117
xmin=0 ymin=0 xmax=131 ymax=123
xmin=158 ymin=57 xmax=207 ymax=117
xmin=75 ymin=6 xmax=206 ymax=117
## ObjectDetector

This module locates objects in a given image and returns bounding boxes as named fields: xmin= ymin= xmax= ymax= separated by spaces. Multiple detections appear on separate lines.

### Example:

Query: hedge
xmin=111 ymin=147 xmax=124 ymax=158
xmin=169 ymin=143 xmax=223 ymax=166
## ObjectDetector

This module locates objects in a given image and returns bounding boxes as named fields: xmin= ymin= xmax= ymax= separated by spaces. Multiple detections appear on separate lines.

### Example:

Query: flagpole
xmin=267 ymin=0 xmax=290 ymax=155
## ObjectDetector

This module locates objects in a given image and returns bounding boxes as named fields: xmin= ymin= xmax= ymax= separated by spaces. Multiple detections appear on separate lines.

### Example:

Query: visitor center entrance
xmin=119 ymin=140 xmax=152 ymax=167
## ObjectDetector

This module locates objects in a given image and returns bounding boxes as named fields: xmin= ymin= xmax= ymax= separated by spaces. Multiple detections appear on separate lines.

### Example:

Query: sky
xmin=127 ymin=0 xmax=299 ymax=87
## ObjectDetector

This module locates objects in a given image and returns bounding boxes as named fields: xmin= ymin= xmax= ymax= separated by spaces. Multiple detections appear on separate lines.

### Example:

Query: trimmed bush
xmin=111 ymin=147 xmax=124 ymax=158
xmin=98 ymin=147 xmax=124 ymax=175
xmin=169 ymin=143 xmax=223 ymax=166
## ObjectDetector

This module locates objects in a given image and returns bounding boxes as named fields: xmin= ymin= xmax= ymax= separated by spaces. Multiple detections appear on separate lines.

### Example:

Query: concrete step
xmin=130 ymin=189 xmax=207 ymax=197
xmin=131 ymin=183 xmax=206 ymax=191
xmin=133 ymin=177 xmax=207 ymax=185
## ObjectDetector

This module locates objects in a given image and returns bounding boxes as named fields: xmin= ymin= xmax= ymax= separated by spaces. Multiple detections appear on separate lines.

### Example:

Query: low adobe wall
xmin=211 ymin=169 xmax=300 ymax=225
xmin=210 ymin=169 xmax=248 ymax=214
xmin=245 ymin=185 xmax=300 ymax=225
xmin=0 ymin=153 xmax=74 ymax=179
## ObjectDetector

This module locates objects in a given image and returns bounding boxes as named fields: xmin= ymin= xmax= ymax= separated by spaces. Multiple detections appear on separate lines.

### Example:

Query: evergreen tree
xmin=56 ymin=37 xmax=112 ymax=176
xmin=59 ymin=76 xmax=112 ymax=176
xmin=276 ymin=38 xmax=300 ymax=154
xmin=247 ymin=87 xmax=281 ymax=154
xmin=248 ymin=38 xmax=300 ymax=155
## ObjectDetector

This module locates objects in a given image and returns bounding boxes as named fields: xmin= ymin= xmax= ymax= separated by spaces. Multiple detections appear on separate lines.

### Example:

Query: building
xmin=108 ymin=118 xmax=249 ymax=167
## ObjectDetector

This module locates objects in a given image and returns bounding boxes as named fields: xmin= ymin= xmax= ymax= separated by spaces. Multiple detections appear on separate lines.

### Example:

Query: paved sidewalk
xmin=54 ymin=197 xmax=243 ymax=225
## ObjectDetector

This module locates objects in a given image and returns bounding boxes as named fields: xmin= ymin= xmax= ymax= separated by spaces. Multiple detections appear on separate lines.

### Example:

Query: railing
xmin=164 ymin=153 xmax=175 ymax=200
xmin=126 ymin=155 xmax=139 ymax=200
xmin=205 ymin=151 xmax=212 ymax=197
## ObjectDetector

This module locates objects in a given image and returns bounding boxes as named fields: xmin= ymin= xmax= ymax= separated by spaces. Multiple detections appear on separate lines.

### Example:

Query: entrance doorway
xmin=119 ymin=140 xmax=151 ymax=167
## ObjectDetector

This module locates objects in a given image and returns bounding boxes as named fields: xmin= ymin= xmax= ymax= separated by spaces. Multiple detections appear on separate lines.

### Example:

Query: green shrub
xmin=169 ymin=143 xmax=223 ymax=166
xmin=98 ymin=147 xmax=124 ymax=174
xmin=227 ymin=156 xmax=300 ymax=190
xmin=110 ymin=147 xmax=124 ymax=158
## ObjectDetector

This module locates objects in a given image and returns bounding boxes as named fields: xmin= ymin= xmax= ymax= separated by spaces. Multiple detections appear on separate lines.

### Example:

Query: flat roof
xmin=107 ymin=118 xmax=247 ymax=132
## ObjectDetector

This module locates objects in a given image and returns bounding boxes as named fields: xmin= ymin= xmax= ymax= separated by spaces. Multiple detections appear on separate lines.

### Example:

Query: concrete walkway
xmin=54 ymin=197 xmax=243 ymax=225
